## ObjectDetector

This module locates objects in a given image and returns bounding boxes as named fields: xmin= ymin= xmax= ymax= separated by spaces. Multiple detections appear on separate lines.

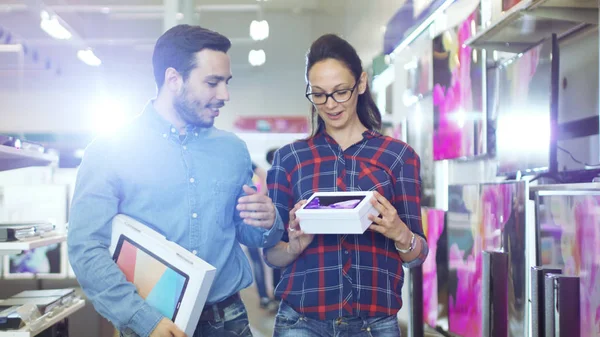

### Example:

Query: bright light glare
xmin=91 ymin=98 xmax=130 ymax=135
xmin=497 ymin=112 xmax=550 ymax=154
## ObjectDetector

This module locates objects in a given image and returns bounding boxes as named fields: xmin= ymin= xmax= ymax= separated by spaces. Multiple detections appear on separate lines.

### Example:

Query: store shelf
xmin=466 ymin=0 xmax=598 ymax=53
xmin=0 ymin=299 xmax=85 ymax=337
xmin=529 ymin=182 xmax=600 ymax=199
xmin=0 ymin=145 xmax=57 ymax=172
xmin=0 ymin=234 xmax=67 ymax=256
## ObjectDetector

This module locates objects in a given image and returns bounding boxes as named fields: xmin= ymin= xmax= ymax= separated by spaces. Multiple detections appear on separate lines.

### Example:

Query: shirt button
xmin=344 ymin=250 xmax=349 ymax=254
xmin=171 ymin=128 xmax=177 ymax=133
xmin=192 ymin=250 xmax=197 ymax=255
xmin=162 ymin=134 xmax=167 ymax=138
xmin=194 ymin=133 xmax=199 ymax=137
xmin=189 ymin=178 xmax=195 ymax=183
xmin=182 ymin=146 xmax=187 ymax=150
xmin=192 ymin=213 xmax=198 ymax=218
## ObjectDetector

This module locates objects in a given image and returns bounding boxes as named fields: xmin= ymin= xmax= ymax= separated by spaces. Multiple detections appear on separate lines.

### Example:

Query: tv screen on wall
xmin=406 ymin=96 xmax=436 ymax=207
xmin=432 ymin=6 xmax=485 ymax=160
xmin=421 ymin=208 xmax=448 ymax=330
xmin=534 ymin=189 xmax=600 ymax=337
xmin=447 ymin=181 xmax=527 ymax=337
xmin=490 ymin=36 xmax=557 ymax=175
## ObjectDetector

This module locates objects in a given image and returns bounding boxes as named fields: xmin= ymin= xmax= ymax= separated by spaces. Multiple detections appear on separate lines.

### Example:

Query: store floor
xmin=240 ymin=285 xmax=276 ymax=337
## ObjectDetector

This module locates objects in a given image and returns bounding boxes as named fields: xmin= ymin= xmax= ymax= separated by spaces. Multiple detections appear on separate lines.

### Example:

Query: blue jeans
xmin=273 ymin=301 xmax=401 ymax=337
xmin=193 ymin=297 xmax=253 ymax=337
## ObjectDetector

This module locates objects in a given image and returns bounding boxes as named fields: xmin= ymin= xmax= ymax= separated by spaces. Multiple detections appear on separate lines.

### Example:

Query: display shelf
xmin=0 ymin=234 xmax=67 ymax=256
xmin=0 ymin=145 xmax=57 ymax=172
xmin=466 ymin=0 xmax=598 ymax=53
xmin=0 ymin=299 xmax=85 ymax=337
xmin=529 ymin=182 xmax=600 ymax=199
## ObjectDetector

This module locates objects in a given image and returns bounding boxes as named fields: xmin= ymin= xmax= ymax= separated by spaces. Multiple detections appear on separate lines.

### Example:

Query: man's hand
xmin=149 ymin=318 xmax=186 ymax=337
xmin=237 ymin=185 xmax=277 ymax=229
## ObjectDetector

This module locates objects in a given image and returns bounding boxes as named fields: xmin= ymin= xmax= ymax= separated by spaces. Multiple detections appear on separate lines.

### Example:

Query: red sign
xmin=234 ymin=116 xmax=309 ymax=133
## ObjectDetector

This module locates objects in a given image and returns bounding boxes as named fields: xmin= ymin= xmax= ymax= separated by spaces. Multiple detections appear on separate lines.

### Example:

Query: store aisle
xmin=240 ymin=285 xmax=276 ymax=337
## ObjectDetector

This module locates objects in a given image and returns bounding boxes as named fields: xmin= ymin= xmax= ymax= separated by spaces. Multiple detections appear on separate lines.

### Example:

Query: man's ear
xmin=164 ymin=67 xmax=182 ymax=93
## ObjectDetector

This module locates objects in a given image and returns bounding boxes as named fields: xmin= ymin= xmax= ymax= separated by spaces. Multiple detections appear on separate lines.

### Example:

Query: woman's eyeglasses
xmin=305 ymin=81 xmax=358 ymax=105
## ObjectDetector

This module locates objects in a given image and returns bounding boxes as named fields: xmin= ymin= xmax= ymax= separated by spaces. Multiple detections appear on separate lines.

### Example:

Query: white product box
xmin=296 ymin=191 xmax=380 ymax=235
xmin=109 ymin=214 xmax=216 ymax=336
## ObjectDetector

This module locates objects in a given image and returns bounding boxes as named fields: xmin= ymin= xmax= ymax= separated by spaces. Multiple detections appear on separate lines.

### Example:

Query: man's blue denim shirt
xmin=67 ymin=102 xmax=284 ymax=337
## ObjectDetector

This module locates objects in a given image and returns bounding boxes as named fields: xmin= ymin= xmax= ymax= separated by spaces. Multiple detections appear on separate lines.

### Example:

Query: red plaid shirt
xmin=265 ymin=129 xmax=428 ymax=320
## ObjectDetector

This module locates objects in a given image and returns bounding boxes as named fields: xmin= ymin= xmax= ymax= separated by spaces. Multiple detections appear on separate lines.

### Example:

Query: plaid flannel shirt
xmin=265 ymin=129 xmax=428 ymax=320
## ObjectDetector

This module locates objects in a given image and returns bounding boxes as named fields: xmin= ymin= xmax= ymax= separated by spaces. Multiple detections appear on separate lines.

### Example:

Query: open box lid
xmin=296 ymin=191 xmax=376 ymax=220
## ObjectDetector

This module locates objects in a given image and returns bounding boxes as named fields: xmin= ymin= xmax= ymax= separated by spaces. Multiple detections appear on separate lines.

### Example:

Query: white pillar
xmin=180 ymin=0 xmax=198 ymax=25
xmin=163 ymin=0 xmax=179 ymax=32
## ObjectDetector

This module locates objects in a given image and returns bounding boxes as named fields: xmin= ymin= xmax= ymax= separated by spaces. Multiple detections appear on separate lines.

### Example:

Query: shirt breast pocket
xmin=357 ymin=162 xmax=394 ymax=201
xmin=211 ymin=180 xmax=239 ymax=229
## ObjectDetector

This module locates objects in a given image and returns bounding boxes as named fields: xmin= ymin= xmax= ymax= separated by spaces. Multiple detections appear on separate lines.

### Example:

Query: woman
xmin=264 ymin=34 xmax=429 ymax=337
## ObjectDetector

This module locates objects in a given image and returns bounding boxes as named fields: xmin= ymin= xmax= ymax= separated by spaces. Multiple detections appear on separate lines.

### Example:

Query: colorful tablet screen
xmin=113 ymin=235 xmax=188 ymax=320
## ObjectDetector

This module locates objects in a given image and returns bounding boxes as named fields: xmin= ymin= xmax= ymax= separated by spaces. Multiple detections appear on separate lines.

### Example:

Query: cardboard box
xmin=296 ymin=191 xmax=380 ymax=234
xmin=109 ymin=214 xmax=216 ymax=336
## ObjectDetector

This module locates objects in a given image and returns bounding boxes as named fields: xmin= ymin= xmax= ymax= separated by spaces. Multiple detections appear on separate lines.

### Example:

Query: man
xmin=68 ymin=25 xmax=284 ymax=337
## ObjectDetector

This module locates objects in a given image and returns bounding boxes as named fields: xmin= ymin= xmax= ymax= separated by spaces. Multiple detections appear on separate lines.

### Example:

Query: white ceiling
xmin=0 ymin=0 xmax=402 ymax=71
xmin=0 ymin=1 xmax=348 ymax=69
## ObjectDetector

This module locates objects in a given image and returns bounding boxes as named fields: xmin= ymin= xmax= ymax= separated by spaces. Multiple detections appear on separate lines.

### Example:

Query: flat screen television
xmin=534 ymin=189 xmax=600 ymax=336
xmin=3 ymin=243 xmax=67 ymax=279
xmin=447 ymin=181 xmax=527 ymax=337
xmin=491 ymin=35 xmax=559 ymax=176
xmin=432 ymin=6 xmax=485 ymax=160
xmin=407 ymin=96 xmax=436 ymax=207
xmin=421 ymin=208 xmax=448 ymax=329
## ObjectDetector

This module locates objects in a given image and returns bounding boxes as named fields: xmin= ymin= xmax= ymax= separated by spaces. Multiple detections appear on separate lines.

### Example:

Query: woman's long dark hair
xmin=305 ymin=34 xmax=382 ymax=137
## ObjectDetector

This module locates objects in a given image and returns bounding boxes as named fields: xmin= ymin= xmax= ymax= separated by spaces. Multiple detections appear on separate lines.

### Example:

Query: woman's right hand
xmin=286 ymin=200 xmax=315 ymax=256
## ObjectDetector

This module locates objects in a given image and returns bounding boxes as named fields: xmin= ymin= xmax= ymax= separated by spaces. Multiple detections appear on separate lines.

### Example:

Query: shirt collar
xmin=140 ymin=100 xmax=210 ymax=137
xmin=313 ymin=128 xmax=382 ymax=146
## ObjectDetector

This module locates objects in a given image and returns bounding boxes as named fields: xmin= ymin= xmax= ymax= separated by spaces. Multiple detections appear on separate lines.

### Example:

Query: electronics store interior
xmin=0 ymin=0 xmax=598 ymax=336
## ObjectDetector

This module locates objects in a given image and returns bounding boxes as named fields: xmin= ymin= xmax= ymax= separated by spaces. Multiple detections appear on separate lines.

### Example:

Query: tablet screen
xmin=113 ymin=235 xmax=189 ymax=320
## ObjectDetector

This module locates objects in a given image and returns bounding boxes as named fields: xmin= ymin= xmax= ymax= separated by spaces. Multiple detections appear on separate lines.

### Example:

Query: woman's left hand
xmin=368 ymin=191 xmax=413 ymax=246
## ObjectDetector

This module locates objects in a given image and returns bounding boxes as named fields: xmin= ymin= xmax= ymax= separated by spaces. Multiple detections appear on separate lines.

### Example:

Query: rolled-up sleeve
xmin=394 ymin=148 xmax=429 ymax=269
xmin=262 ymin=149 xmax=293 ymax=268
xmin=67 ymin=140 xmax=163 ymax=337
xmin=233 ymin=147 xmax=284 ymax=249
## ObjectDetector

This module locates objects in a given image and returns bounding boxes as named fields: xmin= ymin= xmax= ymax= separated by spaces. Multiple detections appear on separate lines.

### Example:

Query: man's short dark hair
xmin=152 ymin=24 xmax=231 ymax=89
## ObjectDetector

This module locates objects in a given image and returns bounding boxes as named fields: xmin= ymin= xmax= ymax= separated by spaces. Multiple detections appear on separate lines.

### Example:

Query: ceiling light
xmin=248 ymin=49 xmax=266 ymax=66
xmin=77 ymin=48 xmax=102 ymax=66
xmin=39 ymin=10 xmax=72 ymax=40
xmin=249 ymin=20 xmax=269 ymax=41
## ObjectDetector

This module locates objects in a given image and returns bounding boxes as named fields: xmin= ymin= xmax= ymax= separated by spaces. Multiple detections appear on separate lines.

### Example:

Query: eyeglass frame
xmin=305 ymin=81 xmax=359 ymax=105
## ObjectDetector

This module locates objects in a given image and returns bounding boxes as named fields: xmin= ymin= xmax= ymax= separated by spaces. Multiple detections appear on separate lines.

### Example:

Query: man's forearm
xmin=264 ymin=241 xmax=300 ymax=268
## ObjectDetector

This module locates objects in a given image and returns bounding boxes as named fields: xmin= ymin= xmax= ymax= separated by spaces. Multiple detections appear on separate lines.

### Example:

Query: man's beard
xmin=173 ymin=86 xmax=214 ymax=128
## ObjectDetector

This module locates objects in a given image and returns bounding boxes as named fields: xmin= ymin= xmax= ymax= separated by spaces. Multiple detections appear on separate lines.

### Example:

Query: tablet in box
xmin=109 ymin=214 xmax=216 ymax=337
xmin=113 ymin=235 xmax=189 ymax=321
xmin=296 ymin=191 xmax=380 ymax=234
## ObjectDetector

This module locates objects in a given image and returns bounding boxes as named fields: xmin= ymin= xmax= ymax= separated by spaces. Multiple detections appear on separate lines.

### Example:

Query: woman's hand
xmin=368 ymin=191 xmax=413 ymax=249
xmin=286 ymin=200 xmax=315 ymax=256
